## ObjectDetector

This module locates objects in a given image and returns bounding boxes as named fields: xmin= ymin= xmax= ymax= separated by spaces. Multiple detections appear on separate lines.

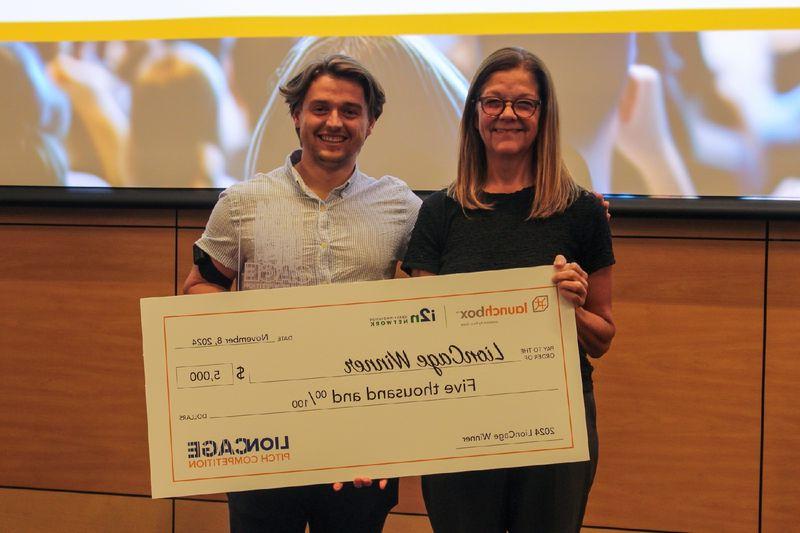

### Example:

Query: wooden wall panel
xmin=0 ymin=225 xmax=175 ymax=495
xmin=0 ymin=488 xmax=171 ymax=533
xmin=0 ymin=207 xmax=173 ymax=227
xmin=384 ymin=513 xmax=433 ymax=533
xmin=395 ymin=476 xmax=426 ymax=514
xmin=175 ymin=499 xmax=229 ymax=533
xmin=585 ymin=238 xmax=764 ymax=532
xmin=580 ymin=530 xmax=652 ymax=533
xmin=762 ymin=241 xmax=800 ymax=532
xmin=769 ymin=220 xmax=800 ymax=241
xmin=611 ymin=218 xmax=765 ymax=239
xmin=178 ymin=209 xmax=213 ymax=228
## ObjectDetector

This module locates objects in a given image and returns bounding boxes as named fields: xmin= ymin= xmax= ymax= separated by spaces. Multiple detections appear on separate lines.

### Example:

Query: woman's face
xmin=476 ymin=67 xmax=540 ymax=162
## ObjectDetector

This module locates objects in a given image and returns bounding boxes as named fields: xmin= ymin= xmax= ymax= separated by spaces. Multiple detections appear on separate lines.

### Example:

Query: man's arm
xmin=183 ymin=253 xmax=237 ymax=294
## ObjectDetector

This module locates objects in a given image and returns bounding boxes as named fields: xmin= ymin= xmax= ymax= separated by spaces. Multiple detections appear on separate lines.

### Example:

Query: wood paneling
xmin=0 ymin=225 xmax=175 ymax=495
xmin=384 ymin=513 xmax=433 ymax=533
xmin=395 ymin=476 xmax=426 ymax=515
xmin=612 ymin=218 xmax=765 ymax=240
xmin=769 ymin=220 xmax=800 ymax=240
xmin=762 ymin=241 xmax=800 ymax=532
xmin=175 ymin=499 xmax=229 ymax=533
xmin=585 ymin=238 xmax=764 ymax=532
xmin=0 ymin=207 xmax=173 ymax=227
xmin=178 ymin=209 xmax=213 ymax=228
xmin=581 ymin=529 xmax=653 ymax=533
xmin=0 ymin=488 xmax=171 ymax=533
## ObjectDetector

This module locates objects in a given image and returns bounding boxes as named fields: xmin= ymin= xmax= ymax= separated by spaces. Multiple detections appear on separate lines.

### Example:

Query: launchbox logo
xmin=531 ymin=295 xmax=549 ymax=312
xmin=458 ymin=295 xmax=549 ymax=320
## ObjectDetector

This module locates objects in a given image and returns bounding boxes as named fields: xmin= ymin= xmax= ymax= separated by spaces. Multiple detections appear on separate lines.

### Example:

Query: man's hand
xmin=593 ymin=191 xmax=611 ymax=222
xmin=332 ymin=477 xmax=389 ymax=491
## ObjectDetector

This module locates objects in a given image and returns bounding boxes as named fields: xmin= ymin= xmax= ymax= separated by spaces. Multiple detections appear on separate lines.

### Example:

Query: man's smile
xmin=318 ymin=133 xmax=347 ymax=143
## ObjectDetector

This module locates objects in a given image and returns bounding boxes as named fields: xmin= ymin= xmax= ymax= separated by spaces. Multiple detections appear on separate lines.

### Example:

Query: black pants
xmin=227 ymin=480 xmax=399 ymax=533
xmin=422 ymin=392 xmax=599 ymax=533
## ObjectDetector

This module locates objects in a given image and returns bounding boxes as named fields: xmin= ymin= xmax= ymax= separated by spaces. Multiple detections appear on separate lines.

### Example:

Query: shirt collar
xmin=285 ymin=150 xmax=361 ymax=200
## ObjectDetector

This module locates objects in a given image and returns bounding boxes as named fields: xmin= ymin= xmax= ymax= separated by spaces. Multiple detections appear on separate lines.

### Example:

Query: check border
xmin=160 ymin=284 xmax=577 ymax=484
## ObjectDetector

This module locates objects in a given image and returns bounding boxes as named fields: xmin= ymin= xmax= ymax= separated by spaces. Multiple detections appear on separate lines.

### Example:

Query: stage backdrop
xmin=1 ymin=1 xmax=799 ymax=198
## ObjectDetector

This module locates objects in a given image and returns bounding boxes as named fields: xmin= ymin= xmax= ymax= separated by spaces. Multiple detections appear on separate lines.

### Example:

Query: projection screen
xmin=2 ymin=1 xmax=799 ymax=206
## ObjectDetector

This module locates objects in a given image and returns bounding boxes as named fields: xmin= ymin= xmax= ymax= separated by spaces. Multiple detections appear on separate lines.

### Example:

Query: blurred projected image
xmin=1 ymin=31 xmax=798 ymax=198
xmin=247 ymin=36 xmax=467 ymax=195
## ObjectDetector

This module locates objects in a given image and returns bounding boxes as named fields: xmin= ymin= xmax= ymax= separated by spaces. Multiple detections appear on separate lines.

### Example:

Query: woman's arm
xmin=552 ymin=255 xmax=615 ymax=357
xmin=576 ymin=266 xmax=615 ymax=357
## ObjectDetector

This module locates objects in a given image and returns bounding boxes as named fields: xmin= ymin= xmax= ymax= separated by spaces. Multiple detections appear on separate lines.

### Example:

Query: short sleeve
xmin=394 ymin=181 xmax=423 ymax=261
xmin=194 ymin=189 xmax=241 ymax=271
xmin=577 ymin=192 xmax=615 ymax=275
xmin=401 ymin=190 xmax=449 ymax=275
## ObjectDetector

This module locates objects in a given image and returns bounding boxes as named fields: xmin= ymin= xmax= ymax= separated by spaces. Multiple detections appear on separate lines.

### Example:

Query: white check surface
xmin=141 ymin=266 xmax=587 ymax=498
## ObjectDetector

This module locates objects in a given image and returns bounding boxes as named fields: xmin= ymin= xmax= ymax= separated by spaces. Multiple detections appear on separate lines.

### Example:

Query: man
xmin=183 ymin=54 xmax=421 ymax=532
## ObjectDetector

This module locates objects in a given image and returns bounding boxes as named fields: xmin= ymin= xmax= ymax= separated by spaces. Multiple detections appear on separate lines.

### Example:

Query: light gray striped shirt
xmin=196 ymin=151 xmax=422 ymax=290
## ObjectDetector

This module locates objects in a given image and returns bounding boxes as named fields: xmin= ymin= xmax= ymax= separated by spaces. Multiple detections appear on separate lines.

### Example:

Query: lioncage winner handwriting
xmin=343 ymin=342 xmax=505 ymax=377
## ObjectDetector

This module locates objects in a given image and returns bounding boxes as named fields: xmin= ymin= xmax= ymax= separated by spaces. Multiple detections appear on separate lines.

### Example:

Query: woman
xmin=402 ymin=47 xmax=615 ymax=532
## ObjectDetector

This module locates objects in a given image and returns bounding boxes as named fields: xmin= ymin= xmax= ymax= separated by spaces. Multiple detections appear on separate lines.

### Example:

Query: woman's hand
xmin=553 ymin=255 xmax=615 ymax=356
xmin=552 ymin=255 xmax=589 ymax=307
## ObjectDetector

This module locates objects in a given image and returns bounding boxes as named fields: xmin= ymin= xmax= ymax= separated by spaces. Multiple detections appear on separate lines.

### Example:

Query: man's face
xmin=292 ymin=74 xmax=375 ymax=172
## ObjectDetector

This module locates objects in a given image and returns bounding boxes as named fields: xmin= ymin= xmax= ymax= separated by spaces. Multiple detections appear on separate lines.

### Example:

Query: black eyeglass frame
xmin=475 ymin=96 xmax=541 ymax=118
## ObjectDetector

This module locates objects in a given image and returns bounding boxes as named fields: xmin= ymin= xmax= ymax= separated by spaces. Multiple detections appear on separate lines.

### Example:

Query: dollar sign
xmin=236 ymin=366 xmax=245 ymax=380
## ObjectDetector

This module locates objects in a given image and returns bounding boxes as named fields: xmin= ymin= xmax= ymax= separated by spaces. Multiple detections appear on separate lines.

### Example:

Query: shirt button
xmin=320 ymin=204 xmax=327 ymax=212
xmin=320 ymin=242 xmax=328 ymax=249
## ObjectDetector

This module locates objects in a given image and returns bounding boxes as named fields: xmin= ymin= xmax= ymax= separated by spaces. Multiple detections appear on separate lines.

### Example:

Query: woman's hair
xmin=0 ymin=43 xmax=69 ymax=186
xmin=280 ymin=53 xmax=386 ymax=122
xmin=450 ymin=47 xmax=579 ymax=218
xmin=129 ymin=43 xmax=226 ymax=187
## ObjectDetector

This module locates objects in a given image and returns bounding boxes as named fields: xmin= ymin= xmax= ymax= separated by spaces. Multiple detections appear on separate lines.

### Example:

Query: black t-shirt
xmin=402 ymin=187 xmax=614 ymax=390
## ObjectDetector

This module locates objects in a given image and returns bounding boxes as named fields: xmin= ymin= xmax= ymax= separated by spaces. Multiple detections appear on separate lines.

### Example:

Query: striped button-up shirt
xmin=196 ymin=151 xmax=422 ymax=290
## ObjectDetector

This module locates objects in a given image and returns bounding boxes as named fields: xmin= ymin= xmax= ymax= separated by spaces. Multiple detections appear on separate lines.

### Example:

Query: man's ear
xmin=366 ymin=118 xmax=376 ymax=138
xmin=291 ymin=109 xmax=303 ymax=142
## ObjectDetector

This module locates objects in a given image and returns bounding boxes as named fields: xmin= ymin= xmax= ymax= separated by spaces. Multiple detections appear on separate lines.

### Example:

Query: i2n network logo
xmin=370 ymin=307 xmax=436 ymax=327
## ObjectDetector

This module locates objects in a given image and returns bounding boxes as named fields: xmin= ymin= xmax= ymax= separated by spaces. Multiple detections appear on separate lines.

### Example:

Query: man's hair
xmin=450 ymin=47 xmax=579 ymax=219
xmin=279 ymin=54 xmax=386 ymax=121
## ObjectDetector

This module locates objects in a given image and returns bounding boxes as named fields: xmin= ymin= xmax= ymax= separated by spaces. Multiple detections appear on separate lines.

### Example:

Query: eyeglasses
xmin=477 ymin=97 xmax=541 ymax=118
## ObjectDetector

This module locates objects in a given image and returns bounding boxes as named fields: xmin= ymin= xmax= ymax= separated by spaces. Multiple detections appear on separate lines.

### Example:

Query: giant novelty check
xmin=141 ymin=266 xmax=588 ymax=498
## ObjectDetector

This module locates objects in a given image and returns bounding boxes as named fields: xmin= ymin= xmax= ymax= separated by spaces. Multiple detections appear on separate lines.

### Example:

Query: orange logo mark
xmin=531 ymin=296 xmax=549 ymax=312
